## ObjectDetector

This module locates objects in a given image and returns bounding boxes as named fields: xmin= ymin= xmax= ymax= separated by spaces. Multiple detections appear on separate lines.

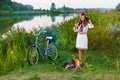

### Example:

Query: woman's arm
xmin=73 ymin=23 xmax=79 ymax=32
xmin=88 ymin=19 xmax=94 ymax=28
xmin=89 ymin=19 xmax=92 ymax=24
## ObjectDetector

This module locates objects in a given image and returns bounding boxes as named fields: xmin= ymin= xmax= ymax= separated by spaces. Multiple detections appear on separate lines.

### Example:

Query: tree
xmin=0 ymin=0 xmax=13 ymax=11
xmin=63 ymin=5 xmax=66 ymax=10
xmin=116 ymin=3 xmax=120 ymax=11
xmin=50 ymin=2 xmax=56 ymax=11
xmin=12 ymin=2 xmax=20 ymax=11
xmin=24 ymin=5 xmax=33 ymax=11
xmin=0 ymin=0 xmax=33 ymax=11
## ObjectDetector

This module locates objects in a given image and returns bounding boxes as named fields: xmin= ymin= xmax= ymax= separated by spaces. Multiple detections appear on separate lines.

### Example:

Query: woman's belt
xmin=79 ymin=32 xmax=87 ymax=34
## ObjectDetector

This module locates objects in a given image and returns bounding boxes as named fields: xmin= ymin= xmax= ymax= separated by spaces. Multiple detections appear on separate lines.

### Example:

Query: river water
xmin=8 ymin=13 xmax=77 ymax=32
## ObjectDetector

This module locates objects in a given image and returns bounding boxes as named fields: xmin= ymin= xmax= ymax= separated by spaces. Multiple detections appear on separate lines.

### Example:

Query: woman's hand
xmin=73 ymin=23 xmax=79 ymax=32
xmin=74 ymin=23 xmax=79 ymax=28
xmin=73 ymin=23 xmax=78 ymax=32
xmin=88 ymin=19 xmax=94 ymax=28
xmin=88 ymin=19 xmax=92 ymax=24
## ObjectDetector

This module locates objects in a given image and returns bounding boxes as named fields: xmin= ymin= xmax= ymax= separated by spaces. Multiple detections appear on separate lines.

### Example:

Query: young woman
xmin=73 ymin=12 xmax=94 ymax=60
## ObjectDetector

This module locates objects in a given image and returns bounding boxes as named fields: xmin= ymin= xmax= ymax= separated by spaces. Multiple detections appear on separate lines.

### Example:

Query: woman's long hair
xmin=78 ymin=12 xmax=89 ymax=26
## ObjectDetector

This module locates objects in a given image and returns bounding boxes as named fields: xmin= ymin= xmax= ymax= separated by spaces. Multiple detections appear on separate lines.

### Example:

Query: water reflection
xmin=12 ymin=14 xmax=77 ymax=32
xmin=0 ymin=13 xmax=77 ymax=34
xmin=0 ymin=16 xmax=33 ymax=33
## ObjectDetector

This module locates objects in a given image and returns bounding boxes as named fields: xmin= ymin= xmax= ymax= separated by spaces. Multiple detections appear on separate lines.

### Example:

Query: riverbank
xmin=0 ymin=11 xmax=120 ymax=79
xmin=0 ymin=11 xmax=76 ymax=17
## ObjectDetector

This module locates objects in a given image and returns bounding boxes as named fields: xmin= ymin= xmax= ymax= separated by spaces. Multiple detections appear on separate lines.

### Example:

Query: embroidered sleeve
xmin=73 ymin=27 xmax=79 ymax=32
xmin=88 ymin=23 xmax=94 ymax=28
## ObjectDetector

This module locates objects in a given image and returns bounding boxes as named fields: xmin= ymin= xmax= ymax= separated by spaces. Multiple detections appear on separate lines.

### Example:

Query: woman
xmin=73 ymin=12 xmax=94 ymax=61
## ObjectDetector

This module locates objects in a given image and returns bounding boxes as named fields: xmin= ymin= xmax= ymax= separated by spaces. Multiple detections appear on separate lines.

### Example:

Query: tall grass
xmin=0 ymin=28 xmax=35 ymax=75
xmin=0 ymin=11 xmax=120 ymax=76
xmin=57 ymin=11 xmax=120 ymax=53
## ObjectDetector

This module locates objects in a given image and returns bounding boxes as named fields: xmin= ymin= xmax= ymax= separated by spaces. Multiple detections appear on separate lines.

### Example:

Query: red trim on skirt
xmin=78 ymin=32 xmax=87 ymax=34
xmin=76 ymin=47 xmax=88 ymax=50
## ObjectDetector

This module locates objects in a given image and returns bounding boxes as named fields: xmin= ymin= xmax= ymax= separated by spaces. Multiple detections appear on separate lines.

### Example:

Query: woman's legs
xmin=78 ymin=50 xmax=87 ymax=60
xmin=78 ymin=50 xmax=82 ymax=60
xmin=83 ymin=50 xmax=87 ymax=60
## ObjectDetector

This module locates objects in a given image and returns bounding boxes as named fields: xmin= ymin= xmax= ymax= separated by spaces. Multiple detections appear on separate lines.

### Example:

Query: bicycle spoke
xmin=49 ymin=44 xmax=58 ymax=60
xmin=27 ymin=46 xmax=39 ymax=65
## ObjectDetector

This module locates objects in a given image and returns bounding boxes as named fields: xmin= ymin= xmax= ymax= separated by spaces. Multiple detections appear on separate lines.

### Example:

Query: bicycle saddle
xmin=46 ymin=36 xmax=53 ymax=40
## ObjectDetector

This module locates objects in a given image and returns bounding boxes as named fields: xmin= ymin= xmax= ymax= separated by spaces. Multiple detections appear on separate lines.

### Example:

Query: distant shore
xmin=0 ymin=11 xmax=79 ymax=17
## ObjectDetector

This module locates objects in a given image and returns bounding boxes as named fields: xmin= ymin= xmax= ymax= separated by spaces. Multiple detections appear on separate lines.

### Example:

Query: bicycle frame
xmin=34 ymin=31 xmax=50 ymax=57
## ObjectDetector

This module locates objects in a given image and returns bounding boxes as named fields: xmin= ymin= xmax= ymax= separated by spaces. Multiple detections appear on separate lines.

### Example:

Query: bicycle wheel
xmin=27 ymin=45 xmax=39 ymax=65
xmin=49 ymin=43 xmax=58 ymax=61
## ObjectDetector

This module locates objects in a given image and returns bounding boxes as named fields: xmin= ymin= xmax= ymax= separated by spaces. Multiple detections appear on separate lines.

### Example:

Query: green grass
xmin=0 ymin=50 xmax=119 ymax=80
xmin=0 ymin=11 xmax=120 ymax=79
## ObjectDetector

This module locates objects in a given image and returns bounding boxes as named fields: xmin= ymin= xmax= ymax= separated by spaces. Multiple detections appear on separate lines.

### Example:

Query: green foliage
xmin=0 ymin=0 xmax=33 ymax=11
xmin=116 ymin=3 xmax=120 ymax=11
xmin=50 ymin=3 xmax=56 ymax=11
xmin=0 ymin=50 xmax=120 ymax=79
xmin=0 ymin=28 xmax=35 ymax=75
xmin=28 ymin=75 xmax=41 ymax=80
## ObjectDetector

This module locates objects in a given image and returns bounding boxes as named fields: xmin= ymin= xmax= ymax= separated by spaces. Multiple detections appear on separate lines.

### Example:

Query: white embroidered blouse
xmin=73 ymin=23 xmax=94 ymax=34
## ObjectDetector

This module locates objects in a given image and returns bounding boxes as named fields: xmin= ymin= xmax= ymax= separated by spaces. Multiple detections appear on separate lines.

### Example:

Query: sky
xmin=11 ymin=0 xmax=120 ymax=9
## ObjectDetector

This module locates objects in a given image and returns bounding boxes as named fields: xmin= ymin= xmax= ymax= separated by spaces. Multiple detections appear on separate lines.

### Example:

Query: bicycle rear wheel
xmin=27 ymin=45 xmax=39 ymax=65
xmin=49 ymin=43 xmax=58 ymax=61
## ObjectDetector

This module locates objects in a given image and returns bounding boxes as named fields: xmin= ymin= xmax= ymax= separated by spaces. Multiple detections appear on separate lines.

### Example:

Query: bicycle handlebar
xmin=38 ymin=30 xmax=47 ymax=35
xmin=34 ymin=30 xmax=47 ymax=36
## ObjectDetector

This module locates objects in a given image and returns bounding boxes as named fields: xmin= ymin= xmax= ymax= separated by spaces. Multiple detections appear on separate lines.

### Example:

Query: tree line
xmin=0 ymin=0 xmax=33 ymax=11
xmin=116 ymin=3 xmax=120 ymax=11
xmin=0 ymin=0 xmax=119 ymax=12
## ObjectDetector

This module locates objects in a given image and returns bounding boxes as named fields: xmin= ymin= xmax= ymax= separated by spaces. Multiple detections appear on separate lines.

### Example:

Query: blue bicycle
xmin=27 ymin=30 xmax=58 ymax=65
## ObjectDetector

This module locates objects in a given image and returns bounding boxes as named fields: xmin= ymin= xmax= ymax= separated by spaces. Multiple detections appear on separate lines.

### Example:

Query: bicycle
xmin=27 ymin=30 xmax=58 ymax=65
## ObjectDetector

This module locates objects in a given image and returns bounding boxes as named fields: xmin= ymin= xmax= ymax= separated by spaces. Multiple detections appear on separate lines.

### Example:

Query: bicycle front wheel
xmin=27 ymin=45 xmax=39 ymax=65
xmin=49 ymin=43 xmax=58 ymax=61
